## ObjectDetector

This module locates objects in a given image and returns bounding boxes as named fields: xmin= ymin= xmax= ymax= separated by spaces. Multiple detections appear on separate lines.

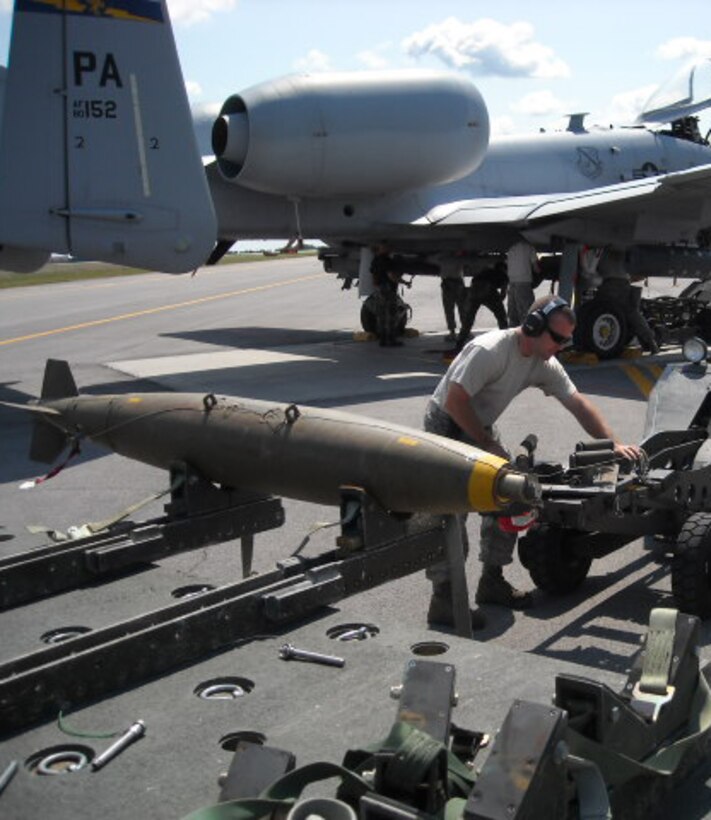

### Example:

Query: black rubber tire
xmin=574 ymin=299 xmax=629 ymax=359
xmin=360 ymin=296 xmax=378 ymax=334
xmin=671 ymin=512 xmax=711 ymax=618
xmin=360 ymin=294 xmax=410 ymax=336
xmin=518 ymin=523 xmax=592 ymax=593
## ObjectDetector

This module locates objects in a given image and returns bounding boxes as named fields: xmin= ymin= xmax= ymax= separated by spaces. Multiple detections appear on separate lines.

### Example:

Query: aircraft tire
xmin=671 ymin=511 xmax=711 ymax=618
xmin=359 ymin=294 xmax=410 ymax=336
xmin=518 ymin=523 xmax=592 ymax=593
xmin=360 ymin=296 xmax=379 ymax=334
xmin=574 ymin=299 xmax=629 ymax=359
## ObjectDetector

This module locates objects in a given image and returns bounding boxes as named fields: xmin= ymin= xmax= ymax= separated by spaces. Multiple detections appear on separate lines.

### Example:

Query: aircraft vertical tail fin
xmin=0 ymin=0 xmax=216 ymax=273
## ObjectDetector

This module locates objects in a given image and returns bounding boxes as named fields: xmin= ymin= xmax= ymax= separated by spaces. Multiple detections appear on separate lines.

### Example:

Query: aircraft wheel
xmin=360 ymin=295 xmax=378 ymax=334
xmin=671 ymin=512 xmax=711 ymax=618
xmin=574 ymin=299 xmax=628 ymax=359
xmin=518 ymin=523 xmax=592 ymax=593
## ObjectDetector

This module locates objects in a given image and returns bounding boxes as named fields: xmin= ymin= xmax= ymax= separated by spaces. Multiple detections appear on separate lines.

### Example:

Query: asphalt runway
xmin=1 ymin=257 xmax=710 ymax=818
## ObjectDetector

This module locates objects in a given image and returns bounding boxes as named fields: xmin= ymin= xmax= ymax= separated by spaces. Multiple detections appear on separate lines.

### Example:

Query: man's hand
xmin=614 ymin=441 xmax=642 ymax=461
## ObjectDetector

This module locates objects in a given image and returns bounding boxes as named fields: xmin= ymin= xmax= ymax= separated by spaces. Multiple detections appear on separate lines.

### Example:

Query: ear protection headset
xmin=521 ymin=296 xmax=569 ymax=337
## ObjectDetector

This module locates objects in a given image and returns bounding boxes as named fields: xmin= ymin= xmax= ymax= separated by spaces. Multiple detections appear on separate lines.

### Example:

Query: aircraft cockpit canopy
xmin=637 ymin=57 xmax=711 ymax=137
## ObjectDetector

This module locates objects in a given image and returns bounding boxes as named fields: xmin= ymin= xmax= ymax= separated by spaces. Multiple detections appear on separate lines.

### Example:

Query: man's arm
xmin=560 ymin=392 xmax=641 ymax=460
xmin=444 ymin=382 xmax=509 ymax=459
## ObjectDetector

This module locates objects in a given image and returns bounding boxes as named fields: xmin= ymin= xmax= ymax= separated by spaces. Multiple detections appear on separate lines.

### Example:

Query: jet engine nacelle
xmin=212 ymin=70 xmax=490 ymax=198
xmin=0 ymin=244 xmax=50 ymax=273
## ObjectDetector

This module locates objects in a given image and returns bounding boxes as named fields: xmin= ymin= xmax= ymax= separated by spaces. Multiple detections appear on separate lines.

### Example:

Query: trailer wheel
xmin=574 ymin=299 xmax=629 ymax=359
xmin=518 ymin=524 xmax=592 ymax=593
xmin=671 ymin=512 xmax=711 ymax=618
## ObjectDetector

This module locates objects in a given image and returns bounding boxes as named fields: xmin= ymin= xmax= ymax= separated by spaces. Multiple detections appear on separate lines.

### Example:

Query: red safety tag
xmin=498 ymin=509 xmax=538 ymax=533
xmin=20 ymin=440 xmax=81 ymax=489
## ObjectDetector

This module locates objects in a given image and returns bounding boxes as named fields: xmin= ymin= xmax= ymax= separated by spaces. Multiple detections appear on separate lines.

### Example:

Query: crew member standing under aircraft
xmin=455 ymin=259 xmax=508 ymax=351
xmin=370 ymin=244 xmax=403 ymax=347
xmin=439 ymin=268 xmax=468 ymax=343
xmin=595 ymin=247 xmax=659 ymax=355
xmin=506 ymin=239 xmax=540 ymax=326
xmin=423 ymin=294 xmax=641 ymax=629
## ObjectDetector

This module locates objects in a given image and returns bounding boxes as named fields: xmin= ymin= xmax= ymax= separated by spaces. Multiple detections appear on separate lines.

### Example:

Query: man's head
xmin=520 ymin=295 xmax=575 ymax=359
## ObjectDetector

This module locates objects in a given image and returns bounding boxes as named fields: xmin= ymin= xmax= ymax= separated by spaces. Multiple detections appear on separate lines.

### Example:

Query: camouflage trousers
xmin=375 ymin=287 xmax=399 ymax=343
xmin=423 ymin=402 xmax=517 ymax=586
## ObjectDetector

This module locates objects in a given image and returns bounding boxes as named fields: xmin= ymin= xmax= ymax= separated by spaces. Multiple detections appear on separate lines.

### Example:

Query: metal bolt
xmin=91 ymin=720 xmax=146 ymax=771
xmin=0 ymin=760 xmax=18 ymax=795
xmin=278 ymin=643 xmax=345 ymax=667
xmin=338 ymin=626 xmax=369 ymax=641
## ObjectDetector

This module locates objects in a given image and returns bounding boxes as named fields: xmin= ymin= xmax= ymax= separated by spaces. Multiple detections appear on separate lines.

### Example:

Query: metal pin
xmin=0 ymin=760 xmax=18 ymax=796
xmin=91 ymin=720 xmax=146 ymax=771
xmin=279 ymin=643 xmax=345 ymax=667
xmin=338 ymin=626 xmax=369 ymax=641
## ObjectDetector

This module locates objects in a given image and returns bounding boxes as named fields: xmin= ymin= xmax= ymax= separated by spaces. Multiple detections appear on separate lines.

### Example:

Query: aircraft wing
xmin=416 ymin=164 xmax=711 ymax=245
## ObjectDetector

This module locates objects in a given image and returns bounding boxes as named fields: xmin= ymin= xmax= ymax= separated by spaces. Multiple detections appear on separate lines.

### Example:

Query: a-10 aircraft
xmin=1 ymin=0 xmax=711 ymax=311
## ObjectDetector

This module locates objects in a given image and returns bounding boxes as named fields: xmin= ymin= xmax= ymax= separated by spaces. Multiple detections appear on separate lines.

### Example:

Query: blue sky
xmin=0 ymin=0 xmax=710 ymax=135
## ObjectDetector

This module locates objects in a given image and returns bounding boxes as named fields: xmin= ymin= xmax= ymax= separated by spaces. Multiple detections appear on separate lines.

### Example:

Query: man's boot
xmin=427 ymin=582 xmax=486 ymax=630
xmin=475 ymin=564 xmax=533 ymax=609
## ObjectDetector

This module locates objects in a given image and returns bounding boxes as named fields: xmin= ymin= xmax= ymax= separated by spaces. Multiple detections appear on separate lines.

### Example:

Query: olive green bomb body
xmin=19 ymin=360 xmax=539 ymax=515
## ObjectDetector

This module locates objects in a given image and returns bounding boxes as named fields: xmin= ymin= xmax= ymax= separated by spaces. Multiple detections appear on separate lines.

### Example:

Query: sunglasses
xmin=546 ymin=327 xmax=573 ymax=347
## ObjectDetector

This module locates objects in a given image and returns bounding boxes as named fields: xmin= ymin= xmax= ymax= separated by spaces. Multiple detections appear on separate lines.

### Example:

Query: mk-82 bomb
xmin=11 ymin=360 xmax=540 ymax=515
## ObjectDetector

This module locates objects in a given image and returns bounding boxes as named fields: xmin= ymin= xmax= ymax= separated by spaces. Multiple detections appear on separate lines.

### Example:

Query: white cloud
xmin=489 ymin=115 xmax=516 ymax=135
xmin=0 ymin=0 xmax=11 ymax=12
xmin=168 ymin=0 xmax=236 ymax=26
xmin=657 ymin=37 xmax=711 ymax=61
xmin=357 ymin=49 xmax=389 ymax=70
xmin=604 ymin=84 xmax=658 ymax=125
xmin=402 ymin=16 xmax=569 ymax=79
xmin=293 ymin=49 xmax=333 ymax=73
xmin=185 ymin=80 xmax=203 ymax=100
xmin=192 ymin=101 xmax=222 ymax=118
xmin=511 ymin=89 xmax=568 ymax=117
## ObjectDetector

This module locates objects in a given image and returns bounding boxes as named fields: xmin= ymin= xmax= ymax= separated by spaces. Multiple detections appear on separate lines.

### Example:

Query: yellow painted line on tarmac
xmin=0 ymin=273 xmax=324 ymax=347
xmin=621 ymin=363 xmax=657 ymax=398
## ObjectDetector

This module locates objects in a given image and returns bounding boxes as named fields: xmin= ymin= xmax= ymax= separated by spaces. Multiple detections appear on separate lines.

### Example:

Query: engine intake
xmin=212 ymin=70 xmax=489 ymax=198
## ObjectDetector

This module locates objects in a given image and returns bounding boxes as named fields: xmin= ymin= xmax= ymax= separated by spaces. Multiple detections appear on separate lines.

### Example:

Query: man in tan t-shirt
xmin=423 ymin=294 xmax=641 ymax=630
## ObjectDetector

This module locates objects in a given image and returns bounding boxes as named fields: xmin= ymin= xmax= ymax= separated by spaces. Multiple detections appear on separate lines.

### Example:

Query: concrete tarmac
xmin=0 ymin=258 xmax=709 ymax=818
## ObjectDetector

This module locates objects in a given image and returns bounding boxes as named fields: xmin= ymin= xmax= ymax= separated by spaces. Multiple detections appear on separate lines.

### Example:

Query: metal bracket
xmin=0 ymin=490 xmax=447 ymax=733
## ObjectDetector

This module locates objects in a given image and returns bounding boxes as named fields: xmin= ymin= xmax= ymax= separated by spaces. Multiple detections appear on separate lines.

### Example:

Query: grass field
xmin=0 ymin=251 xmax=314 ymax=290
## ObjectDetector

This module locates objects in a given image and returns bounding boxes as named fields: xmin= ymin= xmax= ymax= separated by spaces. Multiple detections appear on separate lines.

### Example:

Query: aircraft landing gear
xmin=360 ymin=292 xmax=412 ymax=342
xmin=573 ymin=298 xmax=630 ymax=359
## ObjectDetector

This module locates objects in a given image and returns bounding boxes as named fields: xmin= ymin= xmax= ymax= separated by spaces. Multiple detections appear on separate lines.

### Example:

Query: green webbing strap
xmin=182 ymin=723 xmax=476 ymax=820
xmin=182 ymin=761 xmax=373 ymax=820
xmin=381 ymin=727 xmax=447 ymax=795
xmin=566 ymin=667 xmax=711 ymax=788
xmin=342 ymin=721 xmax=476 ymax=798
xmin=566 ymin=755 xmax=612 ymax=820
xmin=262 ymin=762 xmax=371 ymax=803
xmin=181 ymin=797 xmax=286 ymax=820
xmin=640 ymin=608 xmax=677 ymax=695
